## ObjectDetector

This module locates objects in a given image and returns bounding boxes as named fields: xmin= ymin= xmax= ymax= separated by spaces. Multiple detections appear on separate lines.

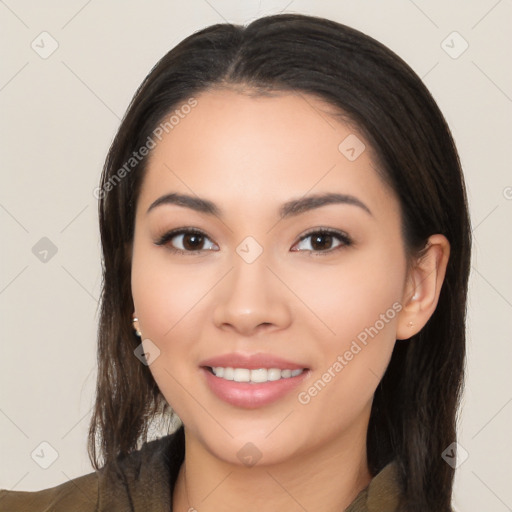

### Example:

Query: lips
xmin=199 ymin=352 xmax=310 ymax=409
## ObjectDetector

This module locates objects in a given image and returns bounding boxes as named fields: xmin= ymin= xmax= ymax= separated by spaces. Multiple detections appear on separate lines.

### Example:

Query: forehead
xmin=137 ymin=88 xmax=396 ymax=217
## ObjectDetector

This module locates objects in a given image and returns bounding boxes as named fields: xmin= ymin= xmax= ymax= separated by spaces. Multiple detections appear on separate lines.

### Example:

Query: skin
xmin=131 ymin=88 xmax=450 ymax=512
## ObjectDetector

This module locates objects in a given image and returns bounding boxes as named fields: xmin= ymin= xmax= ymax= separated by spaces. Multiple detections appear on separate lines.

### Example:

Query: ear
xmin=396 ymin=234 xmax=450 ymax=340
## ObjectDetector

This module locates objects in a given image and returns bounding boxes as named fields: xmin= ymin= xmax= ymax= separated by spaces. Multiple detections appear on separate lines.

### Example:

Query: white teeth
xmin=211 ymin=367 xmax=304 ymax=383
xmin=223 ymin=367 xmax=234 ymax=380
xmin=233 ymin=368 xmax=251 ymax=382
xmin=267 ymin=368 xmax=282 ymax=381
xmin=250 ymin=368 xmax=268 ymax=383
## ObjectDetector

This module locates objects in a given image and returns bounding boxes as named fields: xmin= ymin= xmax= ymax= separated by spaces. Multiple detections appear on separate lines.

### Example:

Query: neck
xmin=172 ymin=422 xmax=371 ymax=512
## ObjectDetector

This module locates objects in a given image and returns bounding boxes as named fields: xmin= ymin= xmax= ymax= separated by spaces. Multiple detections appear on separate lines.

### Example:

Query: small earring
xmin=132 ymin=316 xmax=142 ymax=337
xmin=407 ymin=321 xmax=414 ymax=327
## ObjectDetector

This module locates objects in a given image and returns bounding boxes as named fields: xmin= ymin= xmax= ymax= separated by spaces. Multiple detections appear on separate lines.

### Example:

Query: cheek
xmin=292 ymin=302 xmax=401 ymax=433
xmin=131 ymin=244 xmax=213 ymax=341
xmin=131 ymin=245 xmax=207 ymax=415
xmin=289 ymin=244 xmax=405 ymax=346
xmin=288 ymin=245 xmax=405 ymax=409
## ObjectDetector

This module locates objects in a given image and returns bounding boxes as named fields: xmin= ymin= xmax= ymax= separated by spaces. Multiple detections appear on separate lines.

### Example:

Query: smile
xmin=202 ymin=366 xmax=310 ymax=408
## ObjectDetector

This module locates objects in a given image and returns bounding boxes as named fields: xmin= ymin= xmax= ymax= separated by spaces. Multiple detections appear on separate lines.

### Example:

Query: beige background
xmin=1 ymin=1 xmax=511 ymax=510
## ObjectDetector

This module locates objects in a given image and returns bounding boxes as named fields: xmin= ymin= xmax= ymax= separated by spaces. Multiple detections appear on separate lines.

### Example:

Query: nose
xmin=212 ymin=255 xmax=293 ymax=336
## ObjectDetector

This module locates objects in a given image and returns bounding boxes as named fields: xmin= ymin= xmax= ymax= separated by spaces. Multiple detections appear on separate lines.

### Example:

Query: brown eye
xmin=310 ymin=233 xmax=334 ymax=250
xmin=155 ymin=228 xmax=218 ymax=253
xmin=181 ymin=233 xmax=205 ymax=250
xmin=292 ymin=229 xmax=352 ymax=254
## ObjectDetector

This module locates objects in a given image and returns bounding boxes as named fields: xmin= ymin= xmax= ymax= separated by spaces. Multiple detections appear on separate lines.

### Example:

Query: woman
xmin=0 ymin=13 xmax=471 ymax=512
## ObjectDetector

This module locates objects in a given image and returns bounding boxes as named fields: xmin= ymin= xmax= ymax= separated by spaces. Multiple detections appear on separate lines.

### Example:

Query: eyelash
xmin=154 ymin=227 xmax=353 ymax=256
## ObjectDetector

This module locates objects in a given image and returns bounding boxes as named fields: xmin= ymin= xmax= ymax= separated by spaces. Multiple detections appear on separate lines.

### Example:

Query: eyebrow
xmin=146 ymin=192 xmax=372 ymax=218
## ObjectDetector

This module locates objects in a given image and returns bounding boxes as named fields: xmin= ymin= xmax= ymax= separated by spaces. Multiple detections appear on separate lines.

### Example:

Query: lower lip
xmin=201 ymin=367 xmax=309 ymax=409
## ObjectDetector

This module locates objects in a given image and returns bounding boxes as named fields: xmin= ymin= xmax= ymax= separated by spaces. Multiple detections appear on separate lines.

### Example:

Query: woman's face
xmin=131 ymin=89 xmax=409 ymax=466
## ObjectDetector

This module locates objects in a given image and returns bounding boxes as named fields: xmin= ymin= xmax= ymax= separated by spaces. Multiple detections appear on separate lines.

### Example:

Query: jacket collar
xmin=346 ymin=461 xmax=402 ymax=512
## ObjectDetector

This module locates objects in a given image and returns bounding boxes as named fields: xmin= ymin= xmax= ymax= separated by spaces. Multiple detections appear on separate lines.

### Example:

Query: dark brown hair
xmin=89 ymin=13 xmax=471 ymax=511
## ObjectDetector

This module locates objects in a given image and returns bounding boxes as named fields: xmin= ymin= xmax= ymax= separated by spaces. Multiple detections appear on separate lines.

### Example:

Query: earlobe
xmin=396 ymin=234 xmax=450 ymax=340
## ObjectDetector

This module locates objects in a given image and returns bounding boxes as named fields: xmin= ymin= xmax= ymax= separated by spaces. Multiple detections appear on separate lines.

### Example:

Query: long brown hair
xmin=89 ymin=14 xmax=471 ymax=511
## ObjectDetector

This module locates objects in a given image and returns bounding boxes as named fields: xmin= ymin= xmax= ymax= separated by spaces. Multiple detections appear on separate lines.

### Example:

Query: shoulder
xmin=0 ymin=427 xmax=184 ymax=512
xmin=0 ymin=471 xmax=98 ymax=512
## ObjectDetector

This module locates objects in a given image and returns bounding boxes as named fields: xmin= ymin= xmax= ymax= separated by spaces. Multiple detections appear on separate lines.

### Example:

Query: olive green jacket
xmin=0 ymin=427 xmax=401 ymax=511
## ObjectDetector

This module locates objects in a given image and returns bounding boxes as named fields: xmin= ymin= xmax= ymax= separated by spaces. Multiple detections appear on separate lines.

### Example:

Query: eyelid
xmin=296 ymin=226 xmax=351 ymax=242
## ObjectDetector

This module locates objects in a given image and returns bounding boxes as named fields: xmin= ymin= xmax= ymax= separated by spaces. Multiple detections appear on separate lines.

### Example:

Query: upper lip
xmin=200 ymin=353 xmax=309 ymax=370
